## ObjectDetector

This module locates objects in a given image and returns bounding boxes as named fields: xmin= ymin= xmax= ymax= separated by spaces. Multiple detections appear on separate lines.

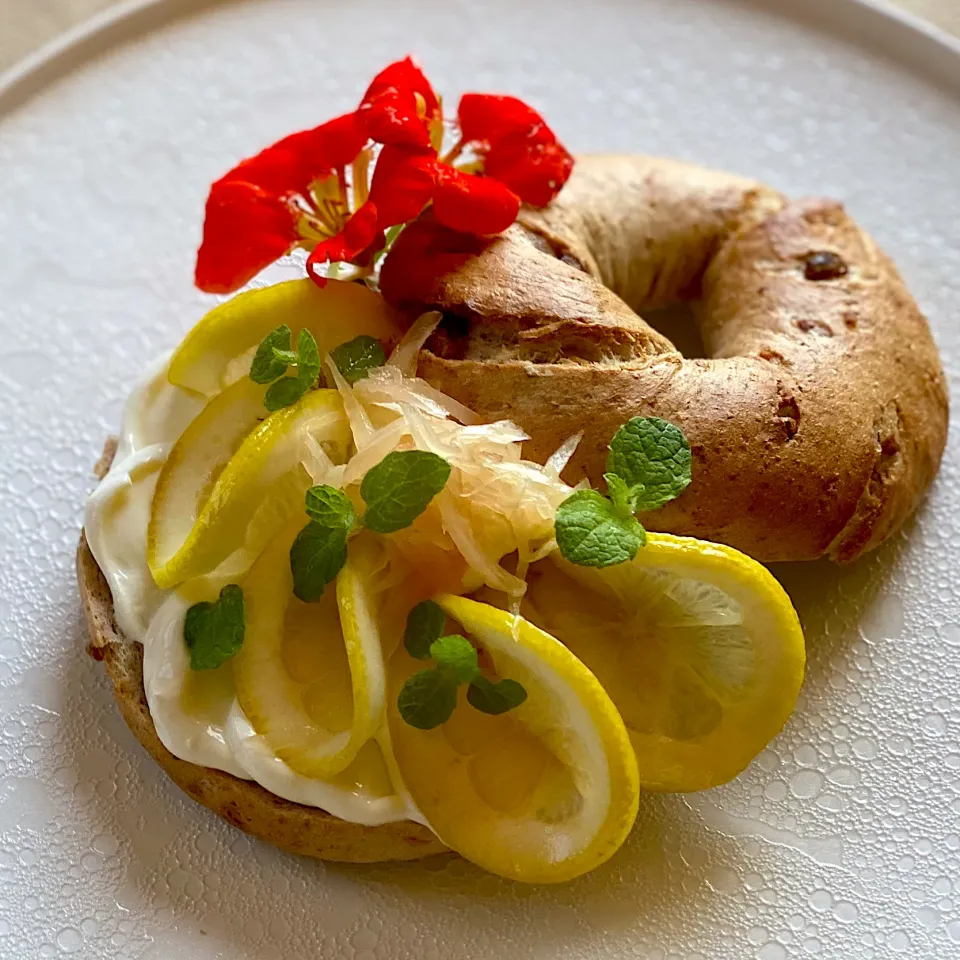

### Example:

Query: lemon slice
xmin=233 ymin=523 xmax=387 ymax=779
xmin=388 ymin=594 xmax=639 ymax=883
xmin=522 ymin=534 xmax=805 ymax=792
xmin=148 ymin=388 xmax=349 ymax=589
xmin=169 ymin=279 xmax=404 ymax=397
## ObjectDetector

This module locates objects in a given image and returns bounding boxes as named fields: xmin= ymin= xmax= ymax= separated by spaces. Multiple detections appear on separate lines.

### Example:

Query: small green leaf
xmin=289 ymin=520 xmax=348 ymax=602
xmin=606 ymin=417 xmax=692 ymax=512
xmin=467 ymin=675 xmax=528 ymax=715
xmin=555 ymin=489 xmax=646 ymax=567
xmin=604 ymin=472 xmax=636 ymax=519
xmin=295 ymin=328 xmax=321 ymax=386
xmin=250 ymin=325 xmax=292 ymax=384
xmin=430 ymin=635 xmax=479 ymax=684
xmin=329 ymin=335 xmax=387 ymax=385
xmin=264 ymin=376 xmax=309 ymax=411
xmin=304 ymin=485 xmax=356 ymax=530
xmin=373 ymin=223 xmax=407 ymax=267
xmin=360 ymin=450 xmax=452 ymax=534
xmin=184 ymin=584 xmax=245 ymax=670
xmin=404 ymin=600 xmax=446 ymax=660
xmin=271 ymin=347 xmax=298 ymax=365
xmin=397 ymin=669 xmax=459 ymax=729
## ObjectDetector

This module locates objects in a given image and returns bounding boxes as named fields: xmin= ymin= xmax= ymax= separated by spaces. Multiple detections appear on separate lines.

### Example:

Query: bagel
xmin=381 ymin=155 xmax=949 ymax=563
xmin=78 ymin=442 xmax=445 ymax=863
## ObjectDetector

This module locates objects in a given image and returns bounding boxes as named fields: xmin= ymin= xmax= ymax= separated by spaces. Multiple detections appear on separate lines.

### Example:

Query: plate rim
xmin=2 ymin=0 xmax=960 ymax=117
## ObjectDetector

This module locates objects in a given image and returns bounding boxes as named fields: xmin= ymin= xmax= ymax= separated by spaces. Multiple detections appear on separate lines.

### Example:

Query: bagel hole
xmin=642 ymin=303 xmax=707 ymax=359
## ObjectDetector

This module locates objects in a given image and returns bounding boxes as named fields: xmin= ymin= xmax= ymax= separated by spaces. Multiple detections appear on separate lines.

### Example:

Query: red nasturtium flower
xmin=195 ymin=112 xmax=384 ymax=293
xmin=195 ymin=57 xmax=575 ymax=294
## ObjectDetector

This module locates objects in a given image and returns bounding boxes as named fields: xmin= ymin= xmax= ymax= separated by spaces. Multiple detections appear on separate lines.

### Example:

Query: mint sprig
xmin=404 ymin=599 xmax=448 ymax=660
xmin=396 ymin=604 xmax=528 ymax=729
xmin=359 ymin=451 xmax=451 ymax=534
xmin=607 ymin=416 xmax=692 ymax=511
xmin=554 ymin=490 xmax=645 ymax=567
xmin=288 ymin=451 xmax=451 ymax=602
xmin=249 ymin=325 xmax=321 ymax=411
xmin=329 ymin=335 xmax=386 ymax=385
xmin=555 ymin=417 xmax=691 ymax=568
xmin=183 ymin=584 xmax=245 ymax=670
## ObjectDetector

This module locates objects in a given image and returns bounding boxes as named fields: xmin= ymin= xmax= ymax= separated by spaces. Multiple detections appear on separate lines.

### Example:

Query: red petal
xmin=484 ymin=134 xmax=574 ymax=207
xmin=359 ymin=57 xmax=440 ymax=148
xmin=369 ymin=145 xmax=437 ymax=225
xmin=431 ymin=165 xmax=520 ymax=235
xmin=362 ymin=57 xmax=440 ymax=120
xmin=216 ymin=111 xmax=367 ymax=199
xmin=379 ymin=218 xmax=489 ymax=308
xmin=195 ymin=181 xmax=299 ymax=293
xmin=306 ymin=200 xmax=381 ymax=285
xmin=457 ymin=93 xmax=551 ymax=146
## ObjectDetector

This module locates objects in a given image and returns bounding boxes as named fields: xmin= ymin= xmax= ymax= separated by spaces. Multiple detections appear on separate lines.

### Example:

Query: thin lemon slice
xmin=388 ymin=595 xmax=639 ymax=884
xmin=523 ymin=534 xmax=806 ymax=792
xmin=233 ymin=524 xmax=386 ymax=779
xmin=169 ymin=279 xmax=404 ymax=397
xmin=148 ymin=388 xmax=349 ymax=589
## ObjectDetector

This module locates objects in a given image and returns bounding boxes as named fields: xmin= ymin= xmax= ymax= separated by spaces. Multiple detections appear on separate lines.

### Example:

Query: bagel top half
xmin=381 ymin=155 xmax=949 ymax=564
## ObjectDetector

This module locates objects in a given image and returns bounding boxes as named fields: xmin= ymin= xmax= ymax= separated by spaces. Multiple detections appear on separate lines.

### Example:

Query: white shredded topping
xmin=545 ymin=431 xmax=583 ymax=479
xmin=326 ymin=356 xmax=374 ymax=447
xmin=386 ymin=310 xmax=443 ymax=377
xmin=307 ymin=336 xmax=581 ymax=606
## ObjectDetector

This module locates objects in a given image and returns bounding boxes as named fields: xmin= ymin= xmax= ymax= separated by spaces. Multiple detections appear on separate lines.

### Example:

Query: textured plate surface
xmin=1 ymin=0 xmax=960 ymax=957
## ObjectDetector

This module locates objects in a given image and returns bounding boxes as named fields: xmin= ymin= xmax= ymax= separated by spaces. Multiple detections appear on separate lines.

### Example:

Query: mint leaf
xmin=404 ymin=600 xmax=446 ymax=660
xmin=360 ymin=450 xmax=451 ymax=534
xmin=397 ymin=669 xmax=459 ymax=729
xmin=430 ymin=635 xmax=479 ymax=684
xmin=467 ymin=675 xmax=528 ymax=715
xmin=555 ymin=489 xmax=646 ymax=567
xmin=264 ymin=376 xmax=309 ymax=411
xmin=295 ymin=328 xmax=321 ymax=385
xmin=607 ymin=417 xmax=691 ymax=511
xmin=330 ymin=335 xmax=386 ymax=385
xmin=251 ymin=325 xmax=292 ymax=384
xmin=261 ymin=329 xmax=321 ymax=411
xmin=184 ymin=584 xmax=245 ymax=670
xmin=271 ymin=347 xmax=298 ymax=365
xmin=305 ymin=485 xmax=356 ymax=529
xmin=604 ymin=473 xmax=636 ymax=519
xmin=289 ymin=521 xmax=348 ymax=602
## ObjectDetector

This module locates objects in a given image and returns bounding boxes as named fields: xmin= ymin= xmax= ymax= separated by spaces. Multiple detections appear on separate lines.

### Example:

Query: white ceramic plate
xmin=1 ymin=1 xmax=959 ymax=957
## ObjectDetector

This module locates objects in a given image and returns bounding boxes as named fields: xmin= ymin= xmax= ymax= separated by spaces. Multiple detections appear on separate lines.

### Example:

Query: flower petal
xmin=359 ymin=56 xmax=440 ymax=148
xmin=484 ymin=134 xmax=574 ymax=207
xmin=457 ymin=93 xmax=548 ymax=146
xmin=195 ymin=180 xmax=299 ymax=293
xmin=379 ymin=218 xmax=489 ymax=308
xmin=456 ymin=94 xmax=574 ymax=205
xmin=431 ymin=166 xmax=520 ymax=235
xmin=305 ymin=200 xmax=381 ymax=287
xmin=369 ymin=145 xmax=437 ymax=225
xmin=217 ymin=111 xmax=367 ymax=199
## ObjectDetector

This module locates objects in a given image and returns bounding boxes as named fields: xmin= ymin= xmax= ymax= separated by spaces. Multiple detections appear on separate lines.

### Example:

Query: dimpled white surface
xmin=1 ymin=0 xmax=959 ymax=956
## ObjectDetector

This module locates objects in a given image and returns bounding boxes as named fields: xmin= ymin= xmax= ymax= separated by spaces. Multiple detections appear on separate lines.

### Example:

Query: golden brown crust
xmin=386 ymin=155 xmax=948 ymax=563
xmin=78 ymin=455 xmax=445 ymax=862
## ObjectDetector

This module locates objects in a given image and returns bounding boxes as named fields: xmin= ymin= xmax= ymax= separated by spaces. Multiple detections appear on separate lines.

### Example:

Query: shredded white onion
xmin=341 ymin=418 xmax=410 ymax=486
xmin=545 ymin=431 xmax=583 ymax=479
xmin=356 ymin=365 xmax=480 ymax=425
xmin=325 ymin=356 xmax=374 ymax=447
xmin=386 ymin=310 xmax=443 ymax=377
xmin=301 ymin=358 xmax=576 ymax=607
xmin=299 ymin=432 xmax=345 ymax=487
